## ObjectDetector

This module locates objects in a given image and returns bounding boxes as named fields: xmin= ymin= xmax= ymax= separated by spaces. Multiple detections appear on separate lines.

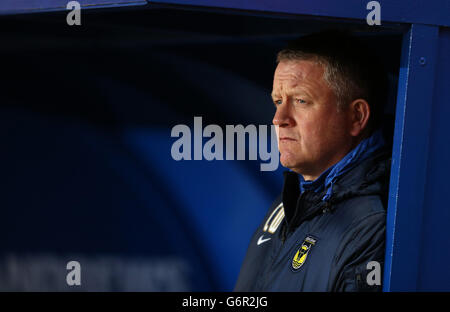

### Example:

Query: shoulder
xmin=325 ymin=195 xmax=386 ymax=245
xmin=262 ymin=194 xmax=283 ymax=223
xmin=329 ymin=195 xmax=386 ymax=269
xmin=335 ymin=195 xmax=386 ymax=224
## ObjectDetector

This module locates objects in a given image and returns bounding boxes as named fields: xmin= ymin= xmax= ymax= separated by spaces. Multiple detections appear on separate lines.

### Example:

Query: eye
xmin=296 ymin=99 xmax=307 ymax=104
xmin=273 ymin=99 xmax=282 ymax=106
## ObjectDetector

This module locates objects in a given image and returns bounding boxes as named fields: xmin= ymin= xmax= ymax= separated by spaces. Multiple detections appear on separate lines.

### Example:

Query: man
xmin=234 ymin=31 xmax=391 ymax=291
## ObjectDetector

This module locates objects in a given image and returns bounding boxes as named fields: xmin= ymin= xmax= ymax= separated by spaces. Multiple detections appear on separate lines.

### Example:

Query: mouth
xmin=279 ymin=137 xmax=297 ymax=142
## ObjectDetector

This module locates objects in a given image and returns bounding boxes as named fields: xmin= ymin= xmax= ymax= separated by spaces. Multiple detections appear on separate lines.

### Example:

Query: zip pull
xmin=322 ymin=202 xmax=331 ymax=214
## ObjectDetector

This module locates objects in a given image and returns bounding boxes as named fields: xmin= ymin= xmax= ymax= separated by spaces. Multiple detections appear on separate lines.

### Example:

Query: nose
xmin=272 ymin=101 xmax=293 ymax=128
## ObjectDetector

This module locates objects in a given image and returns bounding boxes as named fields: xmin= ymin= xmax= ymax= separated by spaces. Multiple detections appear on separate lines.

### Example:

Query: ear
xmin=348 ymin=99 xmax=370 ymax=137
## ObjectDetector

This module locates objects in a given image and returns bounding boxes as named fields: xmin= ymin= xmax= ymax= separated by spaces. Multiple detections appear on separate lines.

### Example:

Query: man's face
xmin=272 ymin=60 xmax=355 ymax=180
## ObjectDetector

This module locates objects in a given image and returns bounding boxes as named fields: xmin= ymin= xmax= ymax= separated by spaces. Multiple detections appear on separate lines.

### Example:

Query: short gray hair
xmin=275 ymin=31 xmax=389 ymax=132
xmin=276 ymin=50 xmax=363 ymax=112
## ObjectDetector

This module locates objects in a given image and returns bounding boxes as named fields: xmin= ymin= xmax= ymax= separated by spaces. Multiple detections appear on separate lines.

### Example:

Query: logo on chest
xmin=292 ymin=236 xmax=317 ymax=270
xmin=263 ymin=203 xmax=284 ymax=234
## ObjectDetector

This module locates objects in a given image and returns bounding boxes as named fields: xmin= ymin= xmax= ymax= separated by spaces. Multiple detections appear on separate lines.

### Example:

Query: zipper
xmin=281 ymin=191 xmax=307 ymax=243
xmin=356 ymin=273 xmax=363 ymax=288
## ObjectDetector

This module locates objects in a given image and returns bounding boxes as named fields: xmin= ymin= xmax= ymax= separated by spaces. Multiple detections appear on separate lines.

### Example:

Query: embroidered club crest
xmin=292 ymin=236 xmax=316 ymax=270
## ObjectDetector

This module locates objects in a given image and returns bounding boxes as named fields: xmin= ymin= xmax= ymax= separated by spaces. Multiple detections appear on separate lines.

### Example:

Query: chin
xmin=280 ymin=154 xmax=301 ymax=171
xmin=281 ymin=152 xmax=312 ymax=174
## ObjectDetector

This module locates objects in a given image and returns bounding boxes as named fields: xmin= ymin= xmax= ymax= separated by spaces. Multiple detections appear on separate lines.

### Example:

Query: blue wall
xmin=416 ymin=28 xmax=450 ymax=290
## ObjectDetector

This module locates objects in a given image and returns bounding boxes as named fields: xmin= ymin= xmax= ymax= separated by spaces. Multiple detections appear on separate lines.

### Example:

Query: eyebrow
xmin=271 ymin=86 xmax=312 ymax=99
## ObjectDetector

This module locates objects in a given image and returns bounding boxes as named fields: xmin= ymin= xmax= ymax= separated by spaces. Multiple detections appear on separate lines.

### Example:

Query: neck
xmin=296 ymin=136 xmax=365 ymax=182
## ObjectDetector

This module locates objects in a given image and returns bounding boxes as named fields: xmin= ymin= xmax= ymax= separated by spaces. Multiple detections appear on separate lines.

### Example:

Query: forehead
xmin=272 ymin=60 xmax=326 ymax=92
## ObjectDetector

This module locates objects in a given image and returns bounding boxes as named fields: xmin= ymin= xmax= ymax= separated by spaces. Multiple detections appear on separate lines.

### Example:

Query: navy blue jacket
xmin=234 ymin=149 xmax=391 ymax=291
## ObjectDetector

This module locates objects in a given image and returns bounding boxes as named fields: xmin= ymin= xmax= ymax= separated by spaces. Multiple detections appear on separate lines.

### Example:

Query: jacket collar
xmin=298 ymin=129 xmax=386 ymax=201
xmin=281 ymin=147 xmax=391 ymax=230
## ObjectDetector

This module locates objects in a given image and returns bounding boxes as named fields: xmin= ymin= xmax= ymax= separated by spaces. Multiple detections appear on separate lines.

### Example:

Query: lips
xmin=279 ymin=137 xmax=297 ymax=141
